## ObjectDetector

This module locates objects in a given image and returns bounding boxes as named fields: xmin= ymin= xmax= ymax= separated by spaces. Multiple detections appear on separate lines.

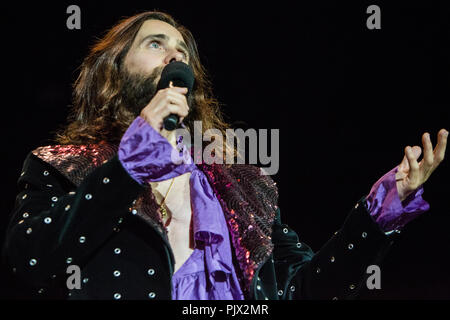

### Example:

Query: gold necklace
xmin=159 ymin=178 xmax=175 ymax=217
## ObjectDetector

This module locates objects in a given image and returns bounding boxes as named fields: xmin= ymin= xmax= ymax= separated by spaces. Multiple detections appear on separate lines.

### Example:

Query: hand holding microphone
xmin=140 ymin=61 xmax=195 ymax=134
xmin=139 ymin=82 xmax=189 ymax=134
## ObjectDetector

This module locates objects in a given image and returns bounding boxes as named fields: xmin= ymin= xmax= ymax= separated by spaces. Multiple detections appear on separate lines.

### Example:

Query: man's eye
xmin=149 ymin=40 xmax=162 ymax=49
xmin=179 ymin=51 xmax=188 ymax=60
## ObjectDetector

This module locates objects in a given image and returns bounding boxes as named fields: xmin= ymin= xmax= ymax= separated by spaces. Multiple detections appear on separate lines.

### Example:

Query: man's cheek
xmin=129 ymin=53 xmax=159 ymax=74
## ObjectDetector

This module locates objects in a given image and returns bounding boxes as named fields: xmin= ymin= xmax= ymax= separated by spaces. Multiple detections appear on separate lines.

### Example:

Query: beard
xmin=118 ymin=65 xmax=164 ymax=117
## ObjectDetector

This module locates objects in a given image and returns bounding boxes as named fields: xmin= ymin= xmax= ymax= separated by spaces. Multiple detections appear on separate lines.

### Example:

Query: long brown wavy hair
xmin=53 ymin=11 xmax=234 ymax=156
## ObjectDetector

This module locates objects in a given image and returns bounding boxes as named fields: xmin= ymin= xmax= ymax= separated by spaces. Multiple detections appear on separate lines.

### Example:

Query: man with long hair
xmin=2 ymin=11 xmax=447 ymax=300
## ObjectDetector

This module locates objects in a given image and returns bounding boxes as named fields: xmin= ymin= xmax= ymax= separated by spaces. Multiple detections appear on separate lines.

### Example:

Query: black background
xmin=1 ymin=0 xmax=449 ymax=299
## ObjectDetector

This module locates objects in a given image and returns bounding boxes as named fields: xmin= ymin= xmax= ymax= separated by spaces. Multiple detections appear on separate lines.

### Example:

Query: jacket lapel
xmin=31 ymin=143 xmax=169 ymax=240
xmin=197 ymin=162 xmax=278 ymax=297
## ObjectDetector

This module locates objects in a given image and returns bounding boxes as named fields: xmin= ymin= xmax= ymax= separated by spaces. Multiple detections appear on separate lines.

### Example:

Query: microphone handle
xmin=163 ymin=114 xmax=179 ymax=131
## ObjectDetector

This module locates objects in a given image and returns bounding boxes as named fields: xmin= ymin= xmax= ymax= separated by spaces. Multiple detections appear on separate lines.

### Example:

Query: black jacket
xmin=2 ymin=144 xmax=396 ymax=300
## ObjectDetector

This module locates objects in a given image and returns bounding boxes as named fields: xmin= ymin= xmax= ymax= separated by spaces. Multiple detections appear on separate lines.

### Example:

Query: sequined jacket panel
xmin=3 ymin=144 xmax=395 ymax=300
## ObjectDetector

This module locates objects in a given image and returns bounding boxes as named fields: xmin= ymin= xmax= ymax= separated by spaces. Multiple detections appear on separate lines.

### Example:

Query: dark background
xmin=1 ymin=0 xmax=449 ymax=299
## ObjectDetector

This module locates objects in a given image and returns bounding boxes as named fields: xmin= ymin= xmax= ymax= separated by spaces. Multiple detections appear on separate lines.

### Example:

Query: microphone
xmin=156 ymin=61 xmax=195 ymax=131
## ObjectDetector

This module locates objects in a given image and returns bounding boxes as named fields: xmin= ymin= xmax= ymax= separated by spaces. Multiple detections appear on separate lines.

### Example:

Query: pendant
xmin=160 ymin=205 xmax=167 ymax=217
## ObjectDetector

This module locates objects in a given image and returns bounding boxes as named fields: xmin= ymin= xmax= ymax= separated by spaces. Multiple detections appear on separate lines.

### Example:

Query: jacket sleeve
xmin=2 ymin=152 xmax=146 ymax=288
xmin=272 ymin=197 xmax=396 ymax=300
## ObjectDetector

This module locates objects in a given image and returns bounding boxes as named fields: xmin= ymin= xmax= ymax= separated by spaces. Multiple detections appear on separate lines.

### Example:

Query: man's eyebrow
xmin=140 ymin=33 xmax=189 ymax=54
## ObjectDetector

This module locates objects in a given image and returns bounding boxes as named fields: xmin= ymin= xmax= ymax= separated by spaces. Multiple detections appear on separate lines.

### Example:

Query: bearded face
xmin=118 ymin=64 xmax=164 ymax=117
xmin=118 ymin=63 xmax=195 ymax=123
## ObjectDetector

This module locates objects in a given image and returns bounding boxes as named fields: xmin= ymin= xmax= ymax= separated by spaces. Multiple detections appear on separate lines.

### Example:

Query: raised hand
xmin=396 ymin=129 xmax=448 ymax=202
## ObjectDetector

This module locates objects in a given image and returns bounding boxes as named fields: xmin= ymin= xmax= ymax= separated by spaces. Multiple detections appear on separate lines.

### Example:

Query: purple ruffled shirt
xmin=118 ymin=116 xmax=244 ymax=300
xmin=118 ymin=116 xmax=430 ymax=299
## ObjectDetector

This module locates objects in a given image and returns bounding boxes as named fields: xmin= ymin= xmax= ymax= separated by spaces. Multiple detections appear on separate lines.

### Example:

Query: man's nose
xmin=164 ymin=50 xmax=185 ymax=64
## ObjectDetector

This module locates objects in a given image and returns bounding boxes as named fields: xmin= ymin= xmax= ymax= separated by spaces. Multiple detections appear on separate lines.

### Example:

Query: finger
xmin=411 ymin=145 xmax=422 ymax=159
xmin=166 ymin=90 xmax=189 ymax=103
xmin=412 ymin=146 xmax=422 ymax=160
xmin=156 ymin=103 xmax=188 ymax=119
xmin=166 ymin=104 xmax=189 ymax=118
xmin=158 ymin=86 xmax=188 ymax=97
xmin=433 ymin=129 xmax=448 ymax=165
xmin=421 ymin=132 xmax=434 ymax=168
xmin=405 ymin=146 xmax=420 ymax=183
xmin=162 ymin=90 xmax=189 ymax=112
xmin=164 ymin=94 xmax=189 ymax=113
xmin=399 ymin=146 xmax=421 ymax=171
xmin=168 ymin=86 xmax=188 ymax=94
xmin=166 ymin=91 xmax=189 ymax=113
xmin=164 ymin=94 xmax=184 ymax=106
xmin=398 ymin=153 xmax=409 ymax=171
xmin=168 ymin=81 xmax=188 ymax=92
xmin=152 ymin=93 xmax=187 ymax=112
